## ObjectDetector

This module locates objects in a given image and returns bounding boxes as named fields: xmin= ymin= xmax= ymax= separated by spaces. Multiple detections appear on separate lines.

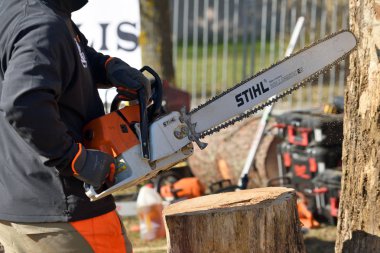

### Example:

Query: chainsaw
xmin=83 ymin=30 xmax=357 ymax=201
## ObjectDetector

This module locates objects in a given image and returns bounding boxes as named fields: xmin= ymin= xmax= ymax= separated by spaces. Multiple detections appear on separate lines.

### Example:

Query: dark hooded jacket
xmin=0 ymin=0 xmax=116 ymax=222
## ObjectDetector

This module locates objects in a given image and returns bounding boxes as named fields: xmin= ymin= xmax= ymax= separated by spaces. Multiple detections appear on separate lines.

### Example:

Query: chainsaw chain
xmin=188 ymin=29 xmax=357 ymax=139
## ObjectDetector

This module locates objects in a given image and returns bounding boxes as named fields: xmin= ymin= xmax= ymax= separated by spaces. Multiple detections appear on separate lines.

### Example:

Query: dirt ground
xmin=303 ymin=225 xmax=337 ymax=253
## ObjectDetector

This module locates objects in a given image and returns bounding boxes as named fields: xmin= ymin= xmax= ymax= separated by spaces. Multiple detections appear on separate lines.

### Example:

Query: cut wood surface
xmin=163 ymin=187 xmax=305 ymax=253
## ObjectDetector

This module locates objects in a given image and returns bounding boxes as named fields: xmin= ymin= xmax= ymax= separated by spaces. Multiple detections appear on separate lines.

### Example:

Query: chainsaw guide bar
xmin=186 ymin=30 xmax=357 ymax=143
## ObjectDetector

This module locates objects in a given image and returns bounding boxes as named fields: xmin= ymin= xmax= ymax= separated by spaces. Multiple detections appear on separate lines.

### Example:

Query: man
xmin=0 ymin=0 xmax=149 ymax=252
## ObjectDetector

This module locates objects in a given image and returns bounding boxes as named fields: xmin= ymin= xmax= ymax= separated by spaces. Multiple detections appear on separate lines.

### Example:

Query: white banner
xmin=72 ymin=0 xmax=142 ymax=111
xmin=72 ymin=0 xmax=142 ymax=68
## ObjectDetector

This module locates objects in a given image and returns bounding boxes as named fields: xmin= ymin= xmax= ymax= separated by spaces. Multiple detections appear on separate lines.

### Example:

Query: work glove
xmin=105 ymin=57 xmax=151 ymax=102
xmin=71 ymin=144 xmax=116 ymax=190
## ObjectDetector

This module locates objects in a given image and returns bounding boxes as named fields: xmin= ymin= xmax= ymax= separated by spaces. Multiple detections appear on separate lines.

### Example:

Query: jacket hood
xmin=41 ymin=0 xmax=88 ymax=14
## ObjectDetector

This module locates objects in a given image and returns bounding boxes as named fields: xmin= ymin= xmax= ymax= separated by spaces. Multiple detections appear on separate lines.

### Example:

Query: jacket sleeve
xmin=72 ymin=22 xmax=112 ymax=88
xmin=84 ymin=45 xmax=112 ymax=88
xmin=1 ymin=19 xmax=79 ymax=176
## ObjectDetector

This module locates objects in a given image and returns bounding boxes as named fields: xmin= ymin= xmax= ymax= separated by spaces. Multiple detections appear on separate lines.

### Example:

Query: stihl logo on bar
xmin=235 ymin=81 xmax=270 ymax=107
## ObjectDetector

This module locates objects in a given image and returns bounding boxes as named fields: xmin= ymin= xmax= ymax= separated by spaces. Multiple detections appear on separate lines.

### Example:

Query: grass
xmin=173 ymin=42 xmax=347 ymax=108
xmin=123 ymin=216 xmax=167 ymax=253
xmin=303 ymin=225 xmax=337 ymax=253
xmin=174 ymin=41 xmax=276 ymax=96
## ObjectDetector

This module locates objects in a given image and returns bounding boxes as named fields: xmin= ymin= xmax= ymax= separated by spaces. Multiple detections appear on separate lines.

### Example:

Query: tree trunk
xmin=335 ymin=1 xmax=380 ymax=252
xmin=163 ymin=187 xmax=305 ymax=253
xmin=139 ymin=0 xmax=175 ymax=84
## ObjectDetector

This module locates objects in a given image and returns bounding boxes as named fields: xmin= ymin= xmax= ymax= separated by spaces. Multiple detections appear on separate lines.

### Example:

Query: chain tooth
xmin=193 ymin=30 xmax=357 ymax=139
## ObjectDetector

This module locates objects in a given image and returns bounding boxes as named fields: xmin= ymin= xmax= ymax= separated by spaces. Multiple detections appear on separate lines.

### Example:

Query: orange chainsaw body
xmin=83 ymin=104 xmax=141 ymax=157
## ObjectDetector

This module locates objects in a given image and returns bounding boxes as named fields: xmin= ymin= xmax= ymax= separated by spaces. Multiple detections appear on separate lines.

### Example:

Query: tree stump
xmin=163 ymin=187 xmax=305 ymax=253
xmin=335 ymin=1 xmax=380 ymax=252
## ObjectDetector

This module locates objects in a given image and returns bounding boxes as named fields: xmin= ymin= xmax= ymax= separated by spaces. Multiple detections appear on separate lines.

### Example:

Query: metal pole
xmin=317 ymin=0 xmax=327 ymax=105
xmin=287 ymin=0 xmax=297 ymax=108
xmin=191 ymin=0 xmax=200 ymax=108
xmin=278 ymin=0 xmax=287 ymax=59
xmin=201 ymin=0 xmax=210 ymax=102
xmin=232 ymin=0 xmax=240 ymax=84
xmin=242 ymin=0 xmax=249 ymax=78
xmin=284 ymin=17 xmax=305 ymax=56
xmin=260 ymin=0 xmax=268 ymax=68
xmin=309 ymin=0 xmax=317 ymax=107
xmin=211 ymin=0 xmax=220 ymax=96
xmin=297 ymin=0 xmax=307 ymax=109
xmin=250 ymin=1 xmax=259 ymax=75
xmin=329 ymin=0 xmax=338 ymax=103
xmin=172 ymin=0 xmax=179 ymax=69
xmin=181 ymin=0 xmax=190 ymax=91
xmin=269 ymin=0 xmax=278 ymax=64
xmin=221 ymin=0 xmax=230 ymax=91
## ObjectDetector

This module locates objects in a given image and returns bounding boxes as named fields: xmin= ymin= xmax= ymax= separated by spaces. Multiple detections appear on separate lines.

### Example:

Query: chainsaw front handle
xmin=110 ymin=66 xmax=162 ymax=116
xmin=140 ymin=66 xmax=162 ymax=119
xmin=138 ymin=88 xmax=150 ymax=160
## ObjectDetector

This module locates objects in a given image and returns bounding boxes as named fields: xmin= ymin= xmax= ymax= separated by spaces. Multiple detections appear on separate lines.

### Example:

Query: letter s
xmin=117 ymin=22 xmax=138 ymax=52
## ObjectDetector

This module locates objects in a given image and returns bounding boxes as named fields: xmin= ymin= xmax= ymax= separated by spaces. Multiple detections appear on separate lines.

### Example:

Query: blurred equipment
xmin=209 ymin=179 xmax=239 ymax=194
xmin=312 ymin=169 xmax=342 ymax=224
xmin=161 ymin=80 xmax=191 ymax=113
xmin=274 ymin=110 xmax=343 ymax=147
xmin=159 ymin=177 xmax=204 ymax=202
xmin=323 ymin=96 xmax=344 ymax=114
xmin=297 ymin=192 xmax=320 ymax=229
xmin=273 ymin=102 xmax=344 ymax=227
xmin=136 ymin=184 xmax=166 ymax=241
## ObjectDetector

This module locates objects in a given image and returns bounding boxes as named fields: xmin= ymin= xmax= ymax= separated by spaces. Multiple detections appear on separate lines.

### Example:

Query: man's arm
xmin=71 ymin=22 xmax=111 ymax=88
xmin=72 ymin=22 xmax=150 ymax=97
xmin=1 ymin=19 xmax=80 ymax=175
xmin=2 ymin=18 xmax=116 ymax=187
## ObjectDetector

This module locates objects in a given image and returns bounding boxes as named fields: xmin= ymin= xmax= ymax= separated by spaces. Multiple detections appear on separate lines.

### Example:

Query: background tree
xmin=139 ymin=0 xmax=175 ymax=84
xmin=335 ymin=0 xmax=380 ymax=252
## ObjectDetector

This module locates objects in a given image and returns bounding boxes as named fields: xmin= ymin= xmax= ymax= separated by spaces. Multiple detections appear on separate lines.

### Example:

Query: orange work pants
xmin=0 ymin=210 xmax=132 ymax=253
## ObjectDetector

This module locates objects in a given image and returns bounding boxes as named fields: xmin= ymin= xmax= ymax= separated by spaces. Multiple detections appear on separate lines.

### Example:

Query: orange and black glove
xmin=71 ymin=144 xmax=116 ymax=190
xmin=105 ymin=57 xmax=151 ymax=102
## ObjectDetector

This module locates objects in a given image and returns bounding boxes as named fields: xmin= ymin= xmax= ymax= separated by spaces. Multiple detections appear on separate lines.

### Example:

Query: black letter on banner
xmin=99 ymin=23 xmax=109 ymax=51
xmin=117 ymin=22 xmax=138 ymax=52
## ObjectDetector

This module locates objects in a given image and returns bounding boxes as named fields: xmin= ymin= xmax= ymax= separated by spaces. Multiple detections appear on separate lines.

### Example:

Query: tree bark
xmin=335 ymin=1 xmax=380 ymax=252
xmin=139 ymin=0 xmax=175 ymax=84
xmin=163 ymin=187 xmax=305 ymax=253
